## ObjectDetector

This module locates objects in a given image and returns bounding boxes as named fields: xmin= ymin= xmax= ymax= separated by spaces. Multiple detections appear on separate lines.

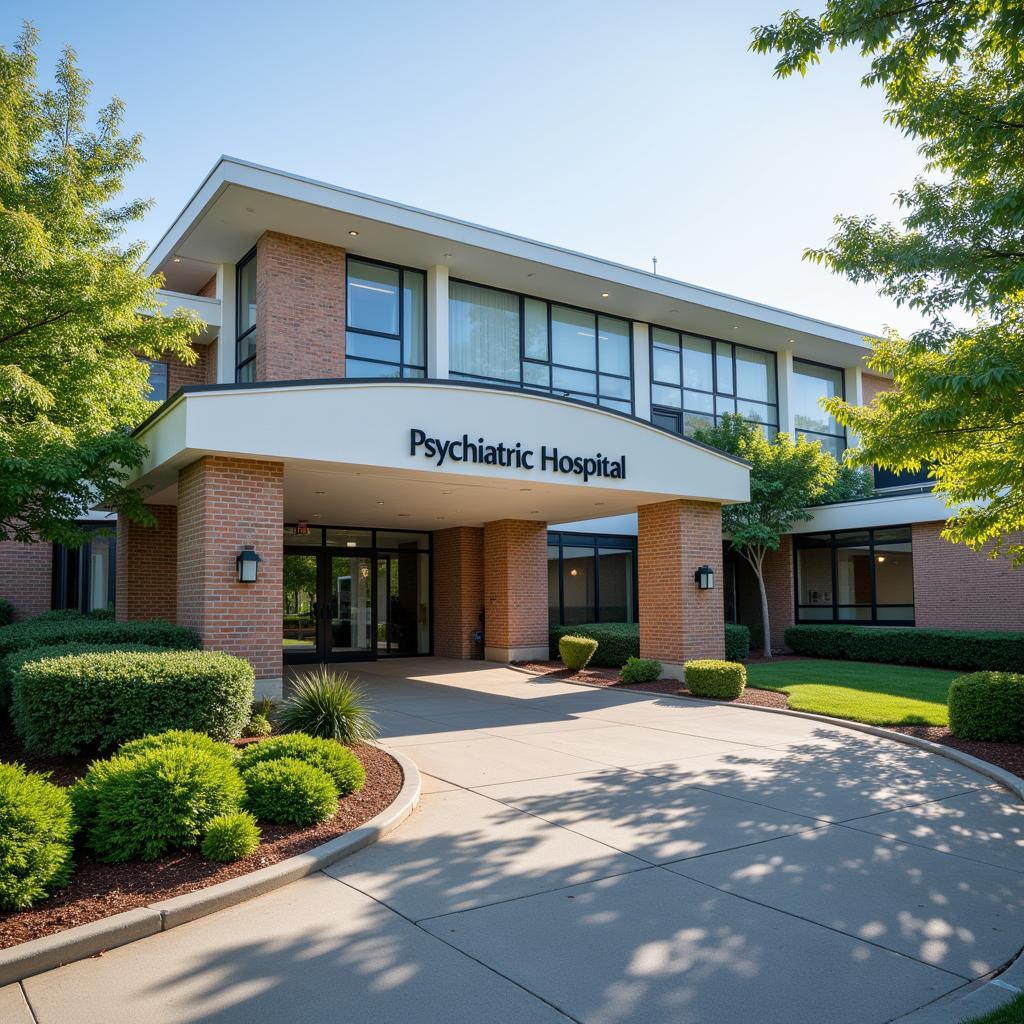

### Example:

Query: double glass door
xmin=283 ymin=537 xmax=430 ymax=663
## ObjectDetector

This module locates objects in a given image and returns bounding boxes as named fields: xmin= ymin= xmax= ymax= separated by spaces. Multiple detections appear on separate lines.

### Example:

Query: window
xmin=346 ymin=258 xmax=426 ymax=379
xmin=547 ymin=532 xmax=637 ymax=626
xmin=449 ymin=281 xmax=633 ymax=413
xmin=52 ymin=527 xmax=116 ymax=614
xmin=140 ymin=359 xmax=168 ymax=402
xmin=794 ymin=526 xmax=914 ymax=625
xmin=235 ymin=249 xmax=258 ymax=382
xmin=793 ymin=359 xmax=846 ymax=460
xmin=651 ymin=329 xmax=778 ymax=438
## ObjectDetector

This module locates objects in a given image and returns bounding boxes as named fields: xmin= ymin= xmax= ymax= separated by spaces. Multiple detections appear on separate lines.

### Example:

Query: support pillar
xmin=433 ymin=526 xmax=484 ymax=658
xmin=177 ymin=456 xmax=283 ymax=693
xmin=116 ymin=505 xmax=177 ymax=622
xmin=638 ymin=499 xmax=724 ymax=678
xmin=483 ymin=519 xmax=548 ymax=663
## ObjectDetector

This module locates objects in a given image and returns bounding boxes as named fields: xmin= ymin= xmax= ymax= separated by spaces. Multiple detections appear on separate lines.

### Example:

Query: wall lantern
xmin=236 ymin=545 xmax=262 ymax=584
xmin=694 ymin=564 xmax=715 ymax=590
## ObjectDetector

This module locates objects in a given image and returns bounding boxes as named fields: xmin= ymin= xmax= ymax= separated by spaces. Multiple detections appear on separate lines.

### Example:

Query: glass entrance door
xmin=375 ymin=552 xmax=430 ymax=655
xmin=325 ymin=555 xmax=373 ymax=657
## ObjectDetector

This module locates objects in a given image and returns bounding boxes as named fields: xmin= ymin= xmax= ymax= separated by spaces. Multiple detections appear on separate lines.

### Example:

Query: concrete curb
xmin=0 ymin=746 xmax=421 ymax=987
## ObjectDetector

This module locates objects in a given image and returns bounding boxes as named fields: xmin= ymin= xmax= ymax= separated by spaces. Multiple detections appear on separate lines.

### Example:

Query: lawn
xmin=960 ymin=991 xmax=1024 ymax=1023
xmin=745 ymin=659 xmax=958 ymax=726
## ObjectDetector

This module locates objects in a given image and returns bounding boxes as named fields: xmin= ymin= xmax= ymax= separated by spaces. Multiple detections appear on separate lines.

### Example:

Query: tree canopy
xmin=752 ymin=1 xmax=1024 ymax=562
xmin=0 ymin=25 xmax=201 ymax=545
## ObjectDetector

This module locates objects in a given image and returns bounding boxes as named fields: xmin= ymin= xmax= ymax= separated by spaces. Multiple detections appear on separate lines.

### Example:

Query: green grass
xmin=959 ymin=991 xmax=1024 ymax=1023
xmin=745 ymin=659 xmax=958 ymax=726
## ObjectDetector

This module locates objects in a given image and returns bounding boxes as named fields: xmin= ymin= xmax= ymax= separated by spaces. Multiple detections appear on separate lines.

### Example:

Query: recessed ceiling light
xmin=443 ymin=252 xmax=453 ymax=259
xmin=601 ymin=292 xmax=610 ymax=298
xmin=594 ymin=502 xmax=605 ymax=506
xmin=312 ymin=513 xmax=321 ymax=518
xmin=788 ymin=338 xmax=796 ymax=344
xmin=397 ymin=513 xmax=409 ymax=517
xmin=314 ymin=490 xmax=325 ymax=495
xmin=245 ymin=207 xmax=254 ymax=214
xmin=376 ymin=501 xmax=384 ymax=505
xmin=346 ymin=541 xmax=357 ymax=548
xmin=348 ymin=230 xmax=359 ymax=237
xmin=520 ymin=487 xmax=532 ymax=492
xmin=733 ymin=326 xmax=740 ymax=331
xmin=526 ymin=272 xmax=535 ymax=278
xmin=172 ymin=256 xmax=181 ymax=263
xmin=442 ymin=489 xmax=453 ymax=495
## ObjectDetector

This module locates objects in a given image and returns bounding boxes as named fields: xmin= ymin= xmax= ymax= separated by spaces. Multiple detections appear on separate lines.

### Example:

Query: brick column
xmin=638 ymin=499 xmax=724 ymax=678
xmin=762 ymin=535 xmax=795 ymax=652
xmin=256 ymin=231 xmax=346 ymax=381
xmin=433 ymin=526 xmax=485 ymax=659
xmin=0 ymin=540 xmax=53 ymax=621
xmin=177 ymin=457 xmax=283 ymax=689
xmin=116 ymin=506 xmax=177 ymax=622
xmin=483 ymin=519 xmax=548 ymax=663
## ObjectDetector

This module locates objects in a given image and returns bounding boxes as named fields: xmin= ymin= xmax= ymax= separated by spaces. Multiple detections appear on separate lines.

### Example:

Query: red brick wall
xmin=861 ymin=373 xmax=891 ymax=405
xmin=433 ymin=526 xmax=485 ymax=658
xmin=762 ymin=535 xmax=795 ymax=651
xmin=483 ymin=519 xmax=548 ymax=658
xmin=0 ymin=540 xmax=52 ymax=620
xmin=116 ymin=506 xmax=178 ymax=622
xmin=197 ymin=275 xmax=217 ymax=299
xmin=256 ymin=232 xmax=346 ymax=382
xmin=912 ymin=522 xmax=1024 ymax=630
xmin=176 ymin=457 xmax=283 ymax=680
xmin=166 ymin=343 xmax=216 ymax=394
xmin=638 ymin=499 xmax=724 ymax=666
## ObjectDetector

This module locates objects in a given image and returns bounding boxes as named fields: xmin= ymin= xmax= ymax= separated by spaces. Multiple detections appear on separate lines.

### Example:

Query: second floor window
xmin=140 ymin=358 xmax=168 ymax=402
xmin=793 ymin=358 xmax=846 ymax=460
xmin=235 ymin=249 xmax=257 ymax=383
xmin=650 ymin=329 xmax=778 ymax=438
xmin=345 ymin=258 xmax=426 ymax=378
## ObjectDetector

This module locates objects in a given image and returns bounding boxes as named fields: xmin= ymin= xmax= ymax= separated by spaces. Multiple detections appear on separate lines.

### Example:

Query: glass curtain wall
xmin=52 ymin=527 xmax=116 ymax=615
xmin=547 ymin=533 xmax=637 ymax=626
xmin=792 ymin=359 xmax=846 ymax=459
xmin=449 ymin=281 xmax=633 ymax=413
xmin=650 ymin=329 xmax=778 ymax=438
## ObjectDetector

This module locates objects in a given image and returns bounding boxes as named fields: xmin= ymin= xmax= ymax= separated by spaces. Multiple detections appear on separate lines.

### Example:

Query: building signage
xmin=409 ymin=428 xmax=626 ymax=482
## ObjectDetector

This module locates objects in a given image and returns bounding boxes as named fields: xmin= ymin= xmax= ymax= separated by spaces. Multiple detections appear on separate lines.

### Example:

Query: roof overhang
xmin=148 ymin=157 xmax=876 ymax=368
xmin=130 ymin=381 xmax=750 ymax=530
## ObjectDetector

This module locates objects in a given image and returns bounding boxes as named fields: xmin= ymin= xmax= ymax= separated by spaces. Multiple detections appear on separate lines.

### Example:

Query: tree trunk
xmin=747 ymin=548 xmax=772 ymax=660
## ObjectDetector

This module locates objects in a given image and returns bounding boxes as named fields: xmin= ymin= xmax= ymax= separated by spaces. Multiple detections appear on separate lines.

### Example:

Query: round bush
xmin=549 ymin=623 xmax=638 ymax=668
xmin=71 ymin=746 xmax=245 ymax=862
xmin=118 ymin=730 xmax=239 ymax=771
xmin=238 ymin=734 xmax=365 ymax=795
xmin=620 ymin=657 xmax=662 ymax=684
xmin=277 ymin=667 xmax=378 ymax=743
xmin=559 ymin=635 xmax=598 ymax=672
xmin=242 ymin=758 xmax=339 ymax=826
xmin=244 ymin=714 xmax=272 ymax=738
xmin=949 ymin=672 xmax=1024 ymax=742
xmin=201 ymin=811 xmax=261 ymax=862
xmin=0 ymin=763 xmax=75 ymax=910
xmin=685 ymin=659 xmax=747 ymax=700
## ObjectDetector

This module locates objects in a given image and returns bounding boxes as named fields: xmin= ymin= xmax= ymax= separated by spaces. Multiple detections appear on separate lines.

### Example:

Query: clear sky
xmin=15 ymin=0 xmax=924 ymax=336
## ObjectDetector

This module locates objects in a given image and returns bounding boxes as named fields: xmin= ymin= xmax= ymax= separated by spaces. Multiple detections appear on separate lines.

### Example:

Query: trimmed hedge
xmin=118 ymin=729 xmax=239 ymax=767
xmin=550 ymin=623 xmax=638 ymax=668
xmin=785 ymin=625 xmax=1024 ymax=672
xmin=0 ymin=616 xmax=198 ymax=658
xmin=620 ymin=657 xmax=661 ymax=684
xmin=237 ymin=734 xmax=365 ymax=795
xmin=948 ymin=672 xmax=1024 ymax=742
xmin=0 ymin=763 xmax=75 ymax=910
xmin=242 ymin=758 xmax=339 ymax=826
xmin=724 ymin=624 xmax=750 ymax=662
xmin=559 ymin=635 xmax=598 ymax=671
xmin=12 ymin=650 xmax=255 ymax=755
xmin=685 ymin=659 xmax=747 ymax=700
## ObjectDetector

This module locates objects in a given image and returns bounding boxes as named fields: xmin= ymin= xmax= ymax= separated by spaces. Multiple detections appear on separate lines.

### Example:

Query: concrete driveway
xmin=11 ymin=659 xmax=1024 ymax=1023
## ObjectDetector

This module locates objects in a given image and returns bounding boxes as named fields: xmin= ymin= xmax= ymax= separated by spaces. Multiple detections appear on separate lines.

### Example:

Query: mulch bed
xmin=0 ymin=736 xmax=403 ymax=950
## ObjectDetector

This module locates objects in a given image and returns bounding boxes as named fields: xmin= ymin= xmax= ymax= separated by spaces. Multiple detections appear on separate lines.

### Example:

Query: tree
xmin=752 ymin=1 xmax=1024 ymax=562
xmin=694 ymin=415 xmax=837 ymax=658
xmin=0 ymin=25 xmax=201 ymax=546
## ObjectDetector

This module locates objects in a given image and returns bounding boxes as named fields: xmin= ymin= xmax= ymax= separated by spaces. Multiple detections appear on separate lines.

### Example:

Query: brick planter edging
xmin=0 ymin=746 xmax=421 ymax=987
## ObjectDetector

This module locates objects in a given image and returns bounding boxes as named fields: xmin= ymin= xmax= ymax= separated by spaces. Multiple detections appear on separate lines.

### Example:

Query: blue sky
xmin=16 ymin=0 xmax=923 ymax=335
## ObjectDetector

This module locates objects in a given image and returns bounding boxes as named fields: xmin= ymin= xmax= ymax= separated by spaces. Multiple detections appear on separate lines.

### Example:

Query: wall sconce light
xmin=694 ymin=564 xmax=715 ymax=590
xmin=236 ymin=545 xmax=262 ymax=583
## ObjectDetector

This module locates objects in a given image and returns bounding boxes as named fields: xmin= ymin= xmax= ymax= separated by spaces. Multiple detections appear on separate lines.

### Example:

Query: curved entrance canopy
xmin=132 ymin=380 xmax=750 ymax=528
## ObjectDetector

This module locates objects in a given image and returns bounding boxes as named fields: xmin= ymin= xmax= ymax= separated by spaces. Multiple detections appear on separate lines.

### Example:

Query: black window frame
xmin=649 ymin=326 xmax=779 ymax=440
xmin=792 ymin=524 xmax=915 ymax=626
xmin=792 ymin=356 xmax=847 ymax=458
xmin=140 ymin=357 xmax=169 ymax=402
xmin=51 ymin=524 xmax=117 ymax=615
xmin=235 ymin=247 xmax=258 ymax=383
xmin=547 ymin=531 xmax=638 ymax=626
xmin=449 ymin=278 xmax=635 ymax=415
xmin=345 ymin=255 xmax=427 ymax=379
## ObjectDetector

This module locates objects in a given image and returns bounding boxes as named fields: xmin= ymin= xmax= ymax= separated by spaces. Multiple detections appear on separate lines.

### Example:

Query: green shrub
xmin=948 ymin=672 xmax=1024 ymax=742
xmin=71 ymin=744 xmax=244 ymax=862
xmin=785 ymin=624 xmax=1024 ymax=672
xmin=620 ymin=657 xmax=662 ymax=684
xmin=0 ymin=598 xmax=12 ymax=628
xmin=238 ymin=733 xmax=365 ymax=795
xmin=0 ymin=616 xmax=197 ymax=658
xmin=201 ymin=811 xmax=261 ymax=862
xmin=550 ymin=623 xmax=638 ymax=667
xmin=244 ymin=714 xmax=272 ymax=738
xmin=724 ymin=624 xmax=751 ymax=662
xmin=13 ymin=650 xmax=254 ymax=755
xmin=559 ymin=634 xmax=599 ymax=671
xmin=276 ymin=667 xmax=378 ymax=744
xmin=118 ymin=729 xmax=238 ymax=766
xmin=0 ymin=763 xmax=75 ymax=910
xmin=685 ymin=659 xmax=747 ymax=700
xmin=241 ymin=758 xmax=338 ymax=826
xmin=1 ymin=642 xmax=160 ymax=716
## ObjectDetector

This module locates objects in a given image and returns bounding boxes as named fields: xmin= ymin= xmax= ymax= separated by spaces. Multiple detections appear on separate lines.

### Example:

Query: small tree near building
xmin=693 ymin=415 xmax=838 ymax=659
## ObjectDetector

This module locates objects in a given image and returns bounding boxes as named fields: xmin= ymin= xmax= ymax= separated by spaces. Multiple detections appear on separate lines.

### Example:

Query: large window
xmin=793 ymin=359 xmax=846 ymax=460
xmin=235 ymin=248 xmax=258 ymax=382
xmin=140 ymin=358 xmax=168 ymax=402
xmin=794 ymin=526 xmax=914 ymax=625
xmin=346 ymin=258 xmax=426 ymax=378
xmin=547 ymin=532 xmax=637 ymax=626
xmin=650 ymin=328 xmax=778 ymax=438
xmin=52 ymin=526 xmax=116 ymax=615
xmin=449 ymin=281 xmax=633 ymax=413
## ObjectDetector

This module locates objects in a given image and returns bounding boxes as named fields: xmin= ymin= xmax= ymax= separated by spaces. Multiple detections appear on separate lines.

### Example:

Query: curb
xmin=0 ymin=746 xmax=421 ymax=987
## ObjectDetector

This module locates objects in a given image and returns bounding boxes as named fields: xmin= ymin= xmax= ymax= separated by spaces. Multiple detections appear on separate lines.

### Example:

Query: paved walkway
xmin=8 ymin=659 xmax=1024 ymax=1023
